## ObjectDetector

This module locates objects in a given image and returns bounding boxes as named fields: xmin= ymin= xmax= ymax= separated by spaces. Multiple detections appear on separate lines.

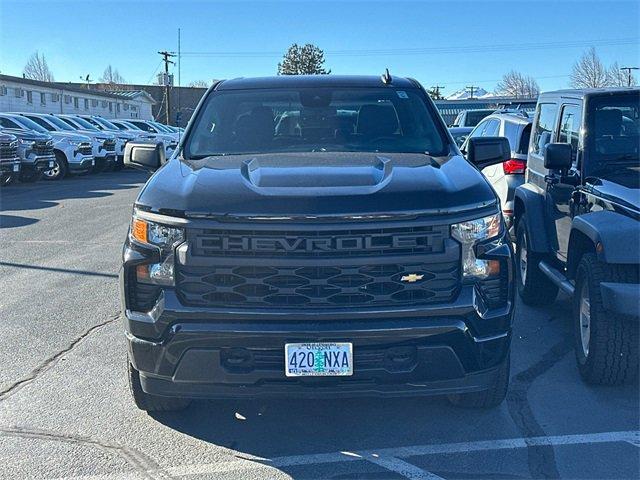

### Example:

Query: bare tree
xmin=100 ymin=65 xmax=126 ymax=86
xmin=23 ymin=51 xmax=55 ymax=82
xmin=188 ymin=80 xmax=209 ymax=88
xmin=278 ymin=44 xmax=330 ymax=75
xmin=607 ymin=61 xmax=637 ymax=87
xmin=570 ymin=47 xmax=609 ymax=88
xmin=495 ymin=70 xmax=539 ymax=98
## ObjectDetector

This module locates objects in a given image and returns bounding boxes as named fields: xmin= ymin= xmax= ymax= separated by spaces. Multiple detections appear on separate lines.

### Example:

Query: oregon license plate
xmin=285 ymin=342 xmax=353 ymax=377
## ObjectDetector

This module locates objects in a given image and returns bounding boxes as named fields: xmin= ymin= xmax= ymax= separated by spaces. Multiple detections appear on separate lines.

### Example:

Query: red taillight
xmin=503 ymin=158 xmax=526 ymax=175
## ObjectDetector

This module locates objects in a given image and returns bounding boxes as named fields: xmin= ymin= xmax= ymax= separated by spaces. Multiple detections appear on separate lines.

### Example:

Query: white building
xmin=0 ymin=74 xmax=155 ymax=120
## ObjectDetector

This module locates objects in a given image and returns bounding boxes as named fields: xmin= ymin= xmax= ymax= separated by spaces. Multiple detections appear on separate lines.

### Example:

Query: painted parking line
xmin=55 ymin=430 xmax=639 ymax=480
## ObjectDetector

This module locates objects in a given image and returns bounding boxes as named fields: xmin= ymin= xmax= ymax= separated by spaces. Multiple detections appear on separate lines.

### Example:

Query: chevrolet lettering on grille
xmin=197 ymin=234 xmax=433 ymax=253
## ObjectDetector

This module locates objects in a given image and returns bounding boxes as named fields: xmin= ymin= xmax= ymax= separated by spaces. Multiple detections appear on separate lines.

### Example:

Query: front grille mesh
xmin=0 ymin=142 xmax=17 ymax=161
xmin=177 ymin=261 xmax=460 ymax=308
xmin=78 ymin=143 xmax=92 ymax=155
xmin=33 ymin=141 xmax=53 ymax=156
xmin=103 ymin=139 xmax=116 ymax=152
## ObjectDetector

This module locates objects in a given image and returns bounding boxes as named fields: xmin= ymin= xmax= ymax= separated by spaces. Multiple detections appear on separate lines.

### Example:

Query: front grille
xmin=103 ymin=139 xmax=116 ymax=152
xmin=177 ymin=261 xmax=460 ymax=309
xmin=0 ymin=141 xmax=18 ymax=161
xmin=33 ymin=140 xmax=53 ymax=156
xmin=78 ymin=142 xmax=92 ymax=155
xmin=191 ymin=225 xmax=448 ymax=258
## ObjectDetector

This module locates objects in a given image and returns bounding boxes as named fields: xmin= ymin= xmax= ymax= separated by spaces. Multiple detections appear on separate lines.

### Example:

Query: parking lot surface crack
xmin=507 ymin=338 xmax=573 ymax=479
xmin=0 ymin=424 xmax=173 ymax=480
xmin=0 ymin=312 xmax=120 ymax=402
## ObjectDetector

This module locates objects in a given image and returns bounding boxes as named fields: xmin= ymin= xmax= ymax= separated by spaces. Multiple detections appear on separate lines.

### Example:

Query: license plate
xmin=13 ymin=165 xmax=19 ymax=172
xmin=91 ymin=159 xmax=95 ymax=166
xmin=285 ymin=342 xmax=353 ymax=377
xmin=49 ymin=161 xmax=54 ymax=168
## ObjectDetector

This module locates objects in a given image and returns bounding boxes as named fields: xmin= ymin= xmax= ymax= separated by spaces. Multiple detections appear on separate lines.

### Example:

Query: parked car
xmin=54 ymin=114 xmax=118 ymax=171
xmin=514 ymin=87 xmax=639 ymax=385
xmin=0 ymin=125 xmax=54 ymax=183
xmin=448 ymin=126 xmax=473 ymax=147
xmin=0 ymin=131 xmax=20 ymax=186
xmin=121 ymin=74 xmax=514 ymax=412
xmin=461 ymin=111 xmax=532 ymax=234
xmin=111 ymin=119 xmax=176 ymax=158
xmin=5 ymin=113 xmax=94 ymax=180
xmin=75 ymin=115 xmax=143 ymax=169
xmin=450 ymin=109 xmax=496 ymax=127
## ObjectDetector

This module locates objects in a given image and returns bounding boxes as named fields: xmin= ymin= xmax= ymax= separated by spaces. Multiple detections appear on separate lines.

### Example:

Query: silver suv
xmin=462 ymin=111 xmax=532 ymax=234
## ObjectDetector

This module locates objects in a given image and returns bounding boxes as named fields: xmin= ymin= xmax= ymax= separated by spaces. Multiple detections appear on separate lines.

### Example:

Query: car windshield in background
xmin=465 ymin=110 xmax=494 ymax=126
xmin=46 ymin=115 xmax=76 ymax=131
xmin=589 ymin=92 xmax=640 ymax=167
xmin=70 ymin=117 xmax=100 ymax=131
xmin=185 ymin=87 xmax=448 ymax=158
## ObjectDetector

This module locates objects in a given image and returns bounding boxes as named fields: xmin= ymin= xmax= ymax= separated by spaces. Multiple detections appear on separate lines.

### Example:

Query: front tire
xmin=42 ymin=153 xmax=68 ymax=181
xmin=448 ymin=354 xmax=510 ymax=408
xmin=128 ymin=361 xmax=191 ymax=412
xmin=515 ymin=217 xmax=558 ymax=305
xmin=573 ymin=254 xmax=639 ymax=385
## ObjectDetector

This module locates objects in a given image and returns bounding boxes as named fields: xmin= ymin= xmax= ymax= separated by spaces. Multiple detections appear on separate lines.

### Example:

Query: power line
xmin=179 ymin=37 xmax=638 ymax=58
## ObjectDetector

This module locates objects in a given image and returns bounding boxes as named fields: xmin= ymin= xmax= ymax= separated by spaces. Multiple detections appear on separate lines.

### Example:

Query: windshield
xmin=45 ymin=115 xmax=76 ymax=131
xmin=93 ymin=117 xmax=119 ymax=130
xmin=151 ymin=121 xmax=172 ymax=133
xmin=120 ymin=121 xmax=144 ymax=131
xmin=185 ymin=87 xmax=448 ymax=158
xmin=465 ymin=110 xmax=494 ymax=127
xmin=68 ymin=116 xmax=100 ymax=131
xmin=12 ymin=116 xmax=49 ymax=133
xmin=588 ymin=92 xmax=640 ymax=169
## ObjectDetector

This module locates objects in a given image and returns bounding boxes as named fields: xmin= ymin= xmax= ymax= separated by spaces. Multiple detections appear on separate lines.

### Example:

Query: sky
xmin=1 ymin=0 xmax=638 ymax=95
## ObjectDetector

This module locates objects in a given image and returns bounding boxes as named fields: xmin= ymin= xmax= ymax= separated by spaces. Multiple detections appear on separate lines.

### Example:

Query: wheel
xmin=19 ymin=169 xmax=42 ymax=183
xmin=573 ymin=254 xmax=639 ymax=385
xmin=515 ymin=217 xmax=559 ymax=305
xmin=42 ymin=153 xmax=68 ymax=181
xmin=128 ymin=361 xmax=191 ymax=412
xmin=448 ymin=354 xmax=510 ymax=408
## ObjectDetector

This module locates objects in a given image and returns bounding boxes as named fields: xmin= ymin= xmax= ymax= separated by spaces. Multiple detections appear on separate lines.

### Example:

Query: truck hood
xmin=0 ymin=128 xmax=51 ymax=142
xmin=136 ymin=152 xmax=497 ymax=218
xmin=49 ymin=131 xmax=92 ymax=142
xmin=587 ymin=165 xmax=640 ymax=215
xmin=73 ymin=129 xmax=116 ymax=140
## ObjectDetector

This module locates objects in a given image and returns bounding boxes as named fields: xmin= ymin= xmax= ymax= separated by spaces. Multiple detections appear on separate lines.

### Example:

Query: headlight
xmin=451 ymin=213 xmax=502 ymax=280
xmin=18 ymin=138 xmax=35 ymax=147
xmin=96 ymin=137 xmax=108 ymax=142
xmin=130 ymin=216 xmax=185 ymax=286
xmin=68 ymin=140 xmax=83 ymax=146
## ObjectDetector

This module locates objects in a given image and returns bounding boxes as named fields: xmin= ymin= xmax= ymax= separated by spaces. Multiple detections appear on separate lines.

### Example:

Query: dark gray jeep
xmin=514 ymin=87 xmax=639 ymax=384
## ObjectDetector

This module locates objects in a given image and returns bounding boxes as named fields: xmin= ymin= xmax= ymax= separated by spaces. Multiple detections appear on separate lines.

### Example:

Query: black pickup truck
xmin=514 ymin=88 xmax=639 ymax=385
xmin=121 ymin=74 xmax=515 ymax=411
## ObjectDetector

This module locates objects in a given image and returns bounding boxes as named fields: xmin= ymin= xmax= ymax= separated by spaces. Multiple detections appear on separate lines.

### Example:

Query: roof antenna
xmin=381 ymin=68 xmax=392 ymax=85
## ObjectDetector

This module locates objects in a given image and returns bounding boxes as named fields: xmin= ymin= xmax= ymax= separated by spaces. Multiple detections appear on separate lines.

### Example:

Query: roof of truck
xmin=539 ymin=87 xmax=639 ymax=100
xmin=215 ymin=75 xmax=418 ymax=90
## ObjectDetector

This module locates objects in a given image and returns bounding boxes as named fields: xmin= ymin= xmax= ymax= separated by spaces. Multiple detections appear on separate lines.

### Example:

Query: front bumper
xmin=60 ymin=145 xmax=94 ymax=172
xmin=122 ymin=234 xmax=514 ymax=399
xmin=0 ymin=159 xmax=21 ymax=176
xmin=22 ymin=154 xmax=55 ymax=172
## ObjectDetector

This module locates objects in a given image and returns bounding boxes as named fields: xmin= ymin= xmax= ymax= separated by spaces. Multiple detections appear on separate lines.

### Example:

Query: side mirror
xmin=466 ymin=136 xmax=511 ymax=169
xmin=544 ymin=143 xmax=572 ymax=170
xmin=124 ymin=141 xmax=165 ymax=172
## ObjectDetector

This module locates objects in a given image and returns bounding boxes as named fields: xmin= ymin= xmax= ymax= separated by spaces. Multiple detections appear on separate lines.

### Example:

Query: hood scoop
xmin=240 ymin=155 xmax=392 ymax=194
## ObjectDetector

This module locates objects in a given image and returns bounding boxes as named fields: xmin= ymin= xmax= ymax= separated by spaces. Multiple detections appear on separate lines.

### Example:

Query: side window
xmin=557 ymin=104 xmax=581 ymax=159
xmin=0 ymin=117 xmax=21 ymax=129
xmin=469 ymin=120 xmax=489 ymax=139
xmin=532 ymin=103 xmax=557 ymax=156
xmin=483 ymin=119 xmax=500 ymax=137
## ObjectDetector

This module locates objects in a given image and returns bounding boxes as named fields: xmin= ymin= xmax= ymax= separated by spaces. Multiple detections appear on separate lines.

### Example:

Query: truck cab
xmin=514 ymin=88 xmax=639 ymax=385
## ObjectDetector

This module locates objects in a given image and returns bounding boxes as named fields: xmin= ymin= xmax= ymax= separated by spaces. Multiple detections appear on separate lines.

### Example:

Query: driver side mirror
xmin=124 ymin=141 xmax=165 ymax=172
xmin=544 ymin=143 xmax=572 ymax=170
xmin=466 ymin=136 xmax=511 ymax=169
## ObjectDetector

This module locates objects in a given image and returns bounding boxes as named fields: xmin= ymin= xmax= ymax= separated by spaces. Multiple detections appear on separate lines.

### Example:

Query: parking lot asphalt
xmin=0 ymin=170 xmax=638 ymax=480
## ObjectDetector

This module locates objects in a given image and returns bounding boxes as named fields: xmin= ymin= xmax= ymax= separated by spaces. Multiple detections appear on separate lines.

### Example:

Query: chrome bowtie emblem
xmin=400 ymin=273 xmax=424 ymax=283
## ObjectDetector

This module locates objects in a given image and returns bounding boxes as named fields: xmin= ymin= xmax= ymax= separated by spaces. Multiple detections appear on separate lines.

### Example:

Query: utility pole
xmin=620 ymin=66 xmax=638 ymax=87
xmin=158 ymin=50 xmax=176 ymax=124
xmin=431 ymin=85 xmax=445 ymax=99
xmin=466 ymin=85 xmax=477 ymax=99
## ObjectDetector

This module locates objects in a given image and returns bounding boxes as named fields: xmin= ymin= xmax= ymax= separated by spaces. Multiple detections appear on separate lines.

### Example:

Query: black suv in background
xmin=121 ymin=75 xmax=515 ymax=411
xmin=515 ymin=88 xmax=639 ymax=384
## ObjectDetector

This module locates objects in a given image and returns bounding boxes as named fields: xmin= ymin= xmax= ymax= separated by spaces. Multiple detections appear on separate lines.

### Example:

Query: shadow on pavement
xmin=0 ymin=214 xmax=39 ymax=229
xmin=0 ymin=170 xmax=149 ymax=213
